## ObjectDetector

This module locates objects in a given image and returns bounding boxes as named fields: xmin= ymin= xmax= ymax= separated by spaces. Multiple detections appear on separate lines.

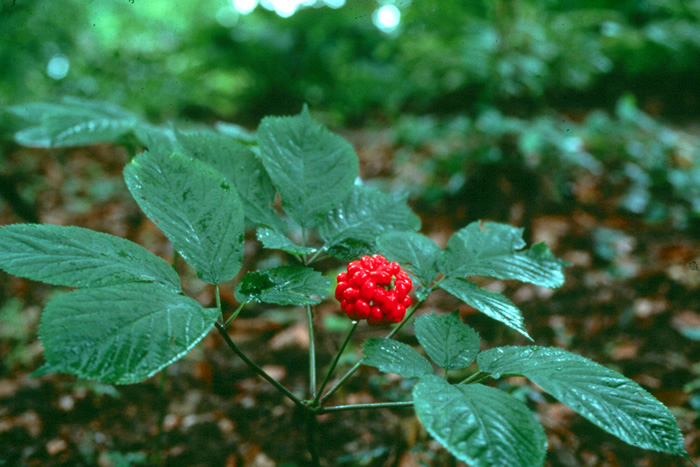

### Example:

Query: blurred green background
xmin=3 ymin=0 xmax=700 ymax=124
xmin=2 ymin=0 xmax=699 ymax=231
xmin=1 ymin=1 xmax=699 ymax=464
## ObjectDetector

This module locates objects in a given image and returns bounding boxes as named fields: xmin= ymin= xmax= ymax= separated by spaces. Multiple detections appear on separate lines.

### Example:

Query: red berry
xmin=374 ymin=270 xmax=391 ymax=285
xmin=343 ymin=287 xmax=359 ymax=301
xmin=355 ymin=299 xmax=371 ymax=319
xmin=391 ymin=304 xmax=406 ymax=323
xmin=347 ymin=308 xmax=360 ymax=321
xmin=360 ymin=255 xmax=375 ymax=270
xmin=335 ymin=281 xmax=349 ymax=300
xmin=350 ymin=270 xmax=369 ymax=288
xmin=382 ymin=299 xmax=398 ymax=316
xmin=335 ymin=254 xmax=414 ymax=326
xmin=395 ymin=281 xmax=410 ymax=297
xmin=372 ymin=287 xmax=387 ymax=304
xmin=387 ymin=262 xmax=400 ymax=275
xmin=360 ymin=279 xmax=375 ymax=301
xmin=368 ymin=306 xmax=383 ymax=325
xmin=346 ymin=261 xmax=362 ymax=277
xmin=372 ymin=254 xmax=387 ymax=265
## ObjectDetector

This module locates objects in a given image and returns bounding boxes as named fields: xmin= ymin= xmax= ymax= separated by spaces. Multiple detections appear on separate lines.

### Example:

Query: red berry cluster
xmin=335 ymin=255 xmax=413 ymax=325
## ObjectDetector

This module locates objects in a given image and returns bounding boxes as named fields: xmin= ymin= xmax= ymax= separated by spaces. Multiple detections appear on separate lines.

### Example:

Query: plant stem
xmin=306 ymin=247 xmax=325 ymax=265
xmin=298 ymin=230 xmax=321 ymax=466
xmin=153 ymin=369 xmax=167 ymax=465
xmin=223 ymin=302 xmax=245 ymax=329
xmin=319 ymin=296 xmax=427 ymax=405
xmin=313 ymin=321 xmax=358 ymax=406
xmin=305 ymin=410 xmax=320 ymax=467
xmin=458 ymin=371 xmax=490 ymax=385
xmin=215 ymin=284 xmax=223 ymax=321
xmin=306 ymin=305 xmax=317 ymax=399
xmin=318 ymin=360 xmax=361 ymax=406
xmin=298 ymin=230 xmax=318 ymax=399
xmin=214 ymin=322 xmax=306 ymax=409
xmin=319 ymin=401 xmax=414 ymax=414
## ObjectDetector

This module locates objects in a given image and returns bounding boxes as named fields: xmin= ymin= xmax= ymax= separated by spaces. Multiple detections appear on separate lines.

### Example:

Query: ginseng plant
xmin=0 ymin=100 xmax=693 ymax=465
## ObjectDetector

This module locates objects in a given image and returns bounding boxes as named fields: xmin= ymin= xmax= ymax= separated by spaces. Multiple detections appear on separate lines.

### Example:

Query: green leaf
xmin=13 ymin=127 xmax=51 ymax=148
xmin=439 ymin=221 xmax=569 ymax=288
xmin=256 ymin=228 xmax=316 ymax=256
xmin=413 ymin=376 xmax=547 ymax=467
xmin=172 ymin=128 xmax=248 ymax=184
xmin=0 ymin=224 xmax=180 ymax=292
xmin=228 ymin=149 xmax=284 ymax=230
xmin=124 ymin=151 xmax=244 ymax=284
xmin=377 ymin=231 xmax=440 ymax=287
xmin=214 ymin=121 xmax=257 ymax=144
xmin=174 ymin=128 xmax=284 ymax=230
xmin=133 ymin=125 xmax=178 ymax=155
xmin=8 ymin=97 xmax=138 ymax=148
xmin=319 ymin=185 xmax=421 ymax=257
xmin=325 ymin=237 xmax=375 ymax=261
xmin=439 ymin=277 xmax=531 ymax=340
xmin=257 ymin=106 xmax=358 ymax=227
xmin=362 ymin=337 xmax=433 ymax=379
xmin=8 ymin=101 xmax=69 ymax=122
xmin=234 ymin=265 xmax=331 ymax=306
xmin=135 ymin=126 xmax=283 ymax=230
xmin=477 ymin=346 xmax=688 ymax=456
xmin=414 ymin=285 xmax=432 ymax=302
xmin=33 ymin=283 xmax=218 ymax=384
xmin=414 ymin=312 xmax=480 ymax=370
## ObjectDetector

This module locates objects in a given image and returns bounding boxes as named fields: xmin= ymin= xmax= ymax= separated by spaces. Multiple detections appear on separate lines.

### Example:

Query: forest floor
xmin=0 ymin=132 xmax=698 ymax=466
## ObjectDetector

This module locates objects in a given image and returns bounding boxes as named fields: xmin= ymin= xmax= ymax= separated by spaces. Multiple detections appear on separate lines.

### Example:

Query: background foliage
xmin=3 ymin=0 xmax=699 ymax=232
xmin=3 ymin=0 xmax=700 ymax=123
xmin=1 ymin=0 xmax=699 ymax=464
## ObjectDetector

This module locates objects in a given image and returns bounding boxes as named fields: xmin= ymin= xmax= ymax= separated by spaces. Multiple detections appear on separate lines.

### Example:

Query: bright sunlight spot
xmin=47 ymin=54 xmax=70 ymax=80
xmin=372 ymin=4 xmax=401 ymax=33
xmin=234 ymin=0 xmax=344 ymax=17
xmin=273 ymin=0 xmax=298 ymax=18
xmin=216 ymin=6 xmax=239 ymax=27
xmin=260 ymin=0 xmax=316 ymax=18
xmin=324 ymin=0 xmax=346 ymax=8
xmin=232 ymin=0 xmax=258 ymax=15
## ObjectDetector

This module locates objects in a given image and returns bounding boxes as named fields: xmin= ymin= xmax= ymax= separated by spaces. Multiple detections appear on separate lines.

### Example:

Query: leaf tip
xmin=30 ymin=362 xmax=61 ymax=379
